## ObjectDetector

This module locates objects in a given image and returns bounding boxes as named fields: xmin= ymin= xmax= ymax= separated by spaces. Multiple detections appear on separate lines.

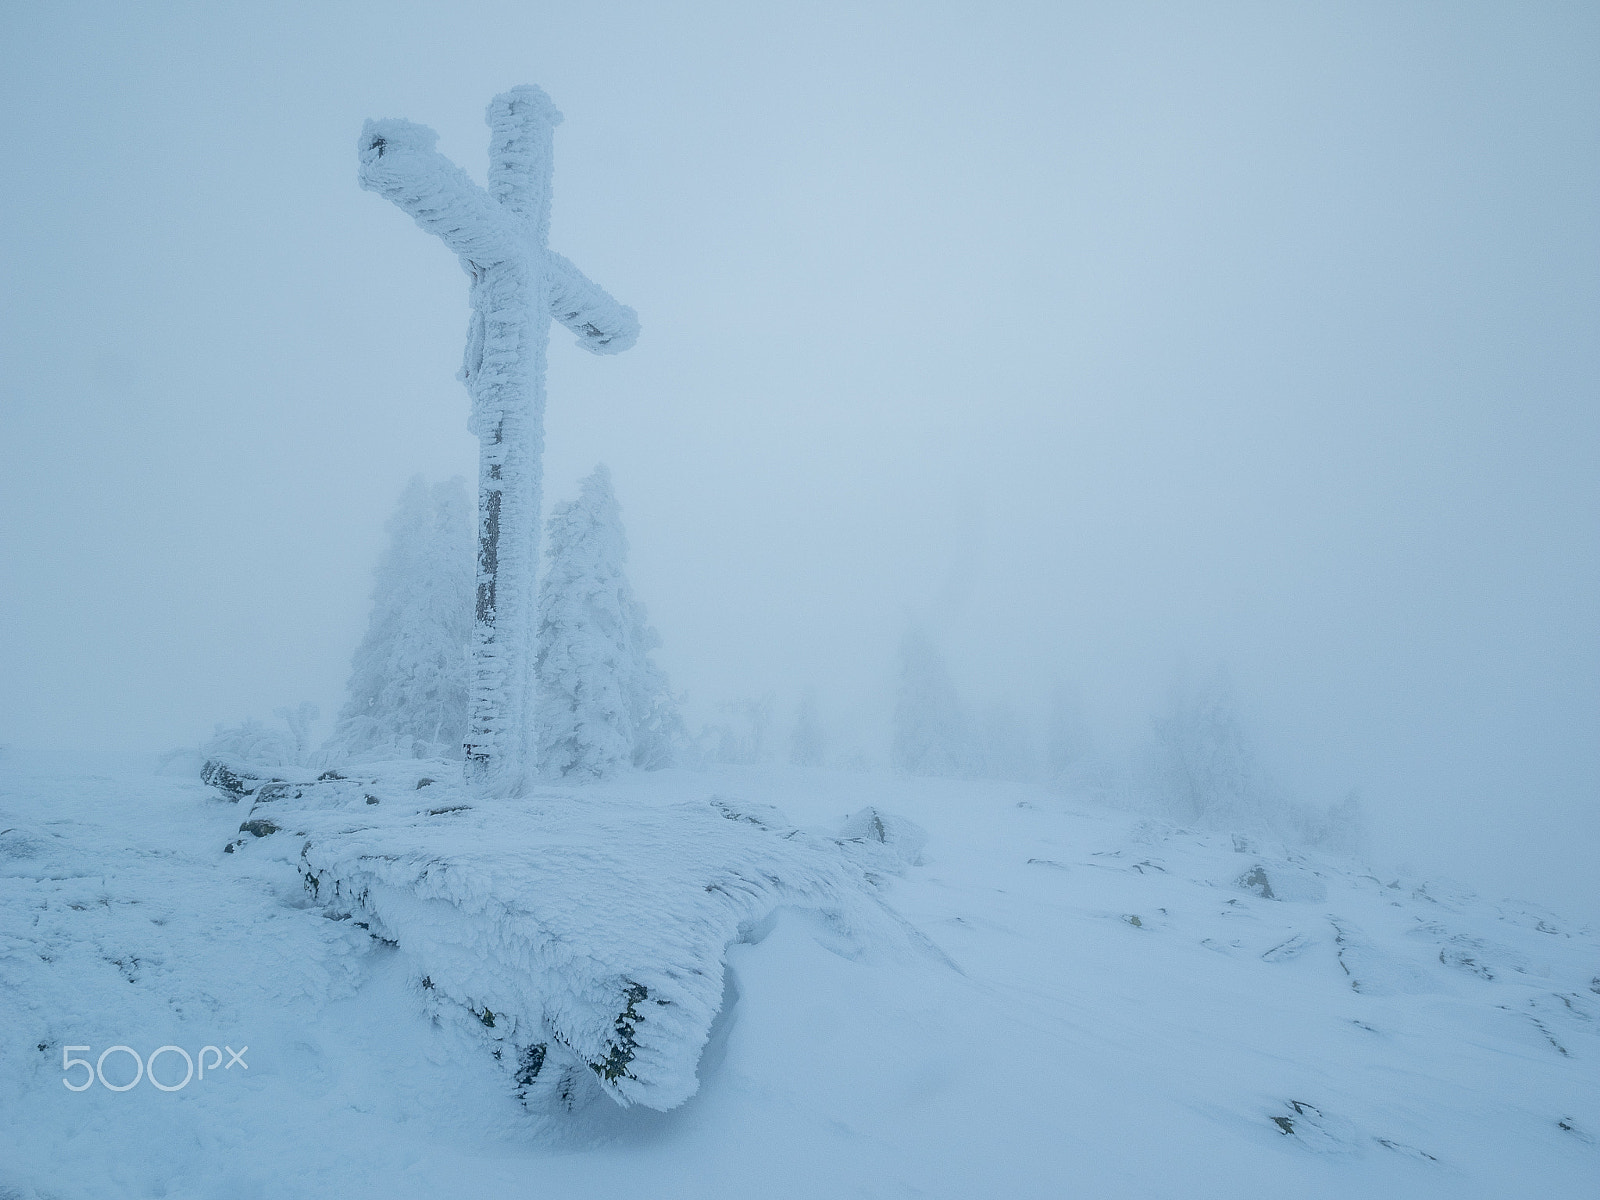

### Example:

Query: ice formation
xmin=358 ymin=85 xmax=639 ymax=797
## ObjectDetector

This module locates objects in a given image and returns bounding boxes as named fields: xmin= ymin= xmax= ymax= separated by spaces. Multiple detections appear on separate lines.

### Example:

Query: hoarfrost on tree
xmin=1137 ymin=666 xmax=1366 ymax=851
xmin=200 ymin=703 xmax=320 ymax=774
xmin=533 ymin=465 xmax=680 ymax=779
xmin=324 ymin=476 xmax=473 ymax=763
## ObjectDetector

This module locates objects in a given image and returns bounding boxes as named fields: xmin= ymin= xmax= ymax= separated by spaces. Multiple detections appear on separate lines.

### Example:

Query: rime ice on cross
xmin=358 ymin=86 xmax=638 ymax=797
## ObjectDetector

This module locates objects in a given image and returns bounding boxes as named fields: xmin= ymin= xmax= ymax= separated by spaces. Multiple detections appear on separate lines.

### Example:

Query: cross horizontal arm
xmin=358 ymin=119 xmax=525 ymax=268
xmin=545 ymin=251 xmax=640 ymax=355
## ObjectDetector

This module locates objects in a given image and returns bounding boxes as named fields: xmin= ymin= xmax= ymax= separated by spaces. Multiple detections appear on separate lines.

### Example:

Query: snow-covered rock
xmin=223 ymin=763 xmax=924 ymax=1111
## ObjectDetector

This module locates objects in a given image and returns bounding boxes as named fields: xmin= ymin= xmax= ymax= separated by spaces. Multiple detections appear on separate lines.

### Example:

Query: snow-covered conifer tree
xmin=324 ymin=477 xmax=473 ymax=762
xmin=534 ymin=466 xmax=678 ymax=778
xmin=890 ymin=627 xmax=977 ymax=777
xmin=629 ymin=625 xmax=684 ymax=772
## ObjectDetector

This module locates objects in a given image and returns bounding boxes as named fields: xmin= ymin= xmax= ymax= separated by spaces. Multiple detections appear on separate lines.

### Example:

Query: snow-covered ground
xmin=2 ymin=751 xmax=1595 ymax=1198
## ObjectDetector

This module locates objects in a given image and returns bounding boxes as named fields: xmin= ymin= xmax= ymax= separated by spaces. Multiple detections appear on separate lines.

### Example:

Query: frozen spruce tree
xmin=534 ymin=466 xmax=678 ymax=779
xmin=891 ymin=627 xmax=978 ymax=777
xmin=324 ymin=477 xmax=473 ymax=762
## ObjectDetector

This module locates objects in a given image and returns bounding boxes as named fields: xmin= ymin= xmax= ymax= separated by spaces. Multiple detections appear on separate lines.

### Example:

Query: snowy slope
xmin=1 ymin=752 xmax=1595 ymax=1199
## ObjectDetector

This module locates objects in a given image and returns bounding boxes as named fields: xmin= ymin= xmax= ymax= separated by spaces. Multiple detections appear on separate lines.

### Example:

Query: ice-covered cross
xmin=358 ymin=85 xmax=638 ymax=797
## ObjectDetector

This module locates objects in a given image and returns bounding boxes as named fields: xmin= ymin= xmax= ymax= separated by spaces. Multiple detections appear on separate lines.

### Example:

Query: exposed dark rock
xmin=590 ymin=982 xmax=649 ymax=1082
xmin=1272 ymin=1100 xmax=1322 ymax=1137
xmin=515 ymin=1043 xmax=548 ymax=1097
xmin=838 ymin=806 xmax=928 ymax=866
xmin=200 ymin=760 xmax=263 ymax=801
xmin=1374 ymin=1137 xmax=1437 ymax=1160
xmin=1261 ymin=933 xmax=1312 ymax=962
xmin=1440 ymin=946 xmax=1494 ymax=980
xmin=1557 ymin=1118 xmax=1594 ymax=1144
xmin=1238 ymin=865 xmax=1276 ymax=899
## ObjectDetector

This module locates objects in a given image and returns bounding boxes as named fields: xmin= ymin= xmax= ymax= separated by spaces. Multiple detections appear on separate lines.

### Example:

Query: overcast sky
xmin=2 ymin=1 xmax=1596 ymax=921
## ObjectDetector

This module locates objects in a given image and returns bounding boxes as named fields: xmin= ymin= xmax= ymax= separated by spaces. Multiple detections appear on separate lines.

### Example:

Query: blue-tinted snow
xmin=1 ymin=752 xmax=1595 ymax=1198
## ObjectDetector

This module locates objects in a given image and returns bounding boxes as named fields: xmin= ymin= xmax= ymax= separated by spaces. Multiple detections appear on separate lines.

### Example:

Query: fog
xmin=2 ymin=3 xmax=1596 ymax=922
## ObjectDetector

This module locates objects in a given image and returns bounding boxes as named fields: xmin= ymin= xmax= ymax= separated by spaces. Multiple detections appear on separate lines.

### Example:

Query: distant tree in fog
xmin=1137 ymin=667 xmax=1366 ymax=853
xmin=789 ymin=689 xmax=827 ymax=768
xmin=1142 ymin=667 xmax=1268 ymax=829
xmin=702 ymin=694 xmax=776 ymax=765
xmin=1291 ymin=788 xmax=1367 ymax=857
xmin=204 ymin=702 xmax=322 ymax=771
xmin=324 ymin=477 xmax=473 ymax=762
xmin=891 ymin=628 xmax=978 ymax=777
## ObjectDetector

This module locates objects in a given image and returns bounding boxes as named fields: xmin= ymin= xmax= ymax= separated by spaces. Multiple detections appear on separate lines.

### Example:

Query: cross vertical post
xmin=357 ymin=85 xmax=638 ymax=796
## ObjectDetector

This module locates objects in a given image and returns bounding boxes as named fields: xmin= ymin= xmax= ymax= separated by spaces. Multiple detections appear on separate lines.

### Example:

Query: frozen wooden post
xmin=358 ymin=86 xmax=638 ymax=796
